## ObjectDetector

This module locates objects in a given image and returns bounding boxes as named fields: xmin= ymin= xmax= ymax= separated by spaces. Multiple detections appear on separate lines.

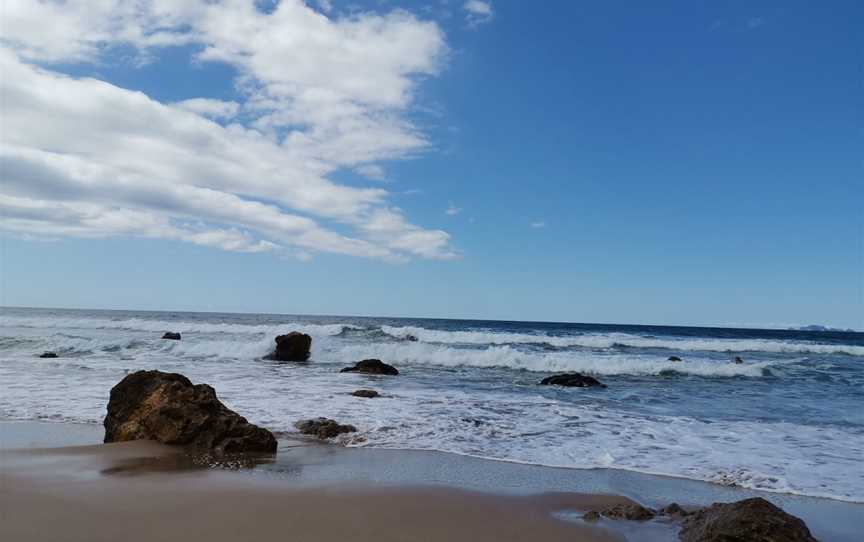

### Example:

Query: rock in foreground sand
xmin=295 ymin=418 xmax=357 ymax=439
xmin=104 ymin=370 xmax=277 ymax=455
xmin=679 ymin=497 xmax=818 ymax=542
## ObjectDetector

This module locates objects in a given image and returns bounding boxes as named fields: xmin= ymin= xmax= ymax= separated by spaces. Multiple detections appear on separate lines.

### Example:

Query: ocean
xmin=1 ymin=306 xmax=862 ymax=503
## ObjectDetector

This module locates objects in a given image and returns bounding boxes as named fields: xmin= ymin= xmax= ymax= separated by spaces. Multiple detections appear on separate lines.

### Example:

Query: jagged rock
xmin=352 ymin=389 xmax=379 ymax=398
xmin=265 ymin=332 xmax=312 ymax=361
xmin=539 ymin=373 xmax=606 ymax=388
xmin=340 ymin=359 xmax=399 ymax=376
xmin=294 ymin=418 xmax=357 ymax=439
xmin=600 ymin=503 xmax=656 ymax=521
xmin=668 ymin=356 xmax=682 ymax=362
xmin=405 ymin=334 xmax=419 ymax=342
xmin=679 ymin=498 xmax=818 ymax=542
xmin=660 ymin=502 xmax=690 ymax=518
xmin=583 ymin=511 xmax=600 ymax=522
xmin=162 ymin=332 xmax=181 ymax=340
xmin=103 ymin=370 xmax=277 ymax=455
xmin=39 ymin=351 xmax=58 ymax=358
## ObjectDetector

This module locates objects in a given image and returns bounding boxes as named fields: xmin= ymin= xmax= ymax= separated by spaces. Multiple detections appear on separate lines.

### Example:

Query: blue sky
xmin=1 ymin=1 xmax=861 ymax=329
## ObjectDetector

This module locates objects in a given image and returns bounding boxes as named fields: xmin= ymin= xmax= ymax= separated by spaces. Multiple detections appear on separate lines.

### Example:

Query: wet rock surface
xmin=539 ymin=373 xmax=606 ymax=388
xmin=161 ymin=332 xmax=181 ymax=340
xmin=295 ymin=418 xmax=357 ymax=439
xmin=352 ymin=389 xmax=380 ymax=398
xmin=340 ymin=359 xmax=399 ymax=376
xmin=679 ymin=498 xmax=818 ymax=542
xmin=266 ymin=332 xmax=312 ymax=361
xmin=103 ymin=370 xmax=277 ymax=455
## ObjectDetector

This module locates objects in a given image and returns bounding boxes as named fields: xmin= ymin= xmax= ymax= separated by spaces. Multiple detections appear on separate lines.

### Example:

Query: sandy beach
xmin=3 ymin=420 xmax=863 ymax=541
xmin=1 ymin=422 xmax=629 ymax=542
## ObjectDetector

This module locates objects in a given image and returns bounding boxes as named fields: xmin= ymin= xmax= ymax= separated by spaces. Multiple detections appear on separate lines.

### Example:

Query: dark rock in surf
xmin=733 ymin=356 xmax=744 ymax=364
xmin=583 ymin=511 xmax=600 ymax=522
xmin=162 ymin=332 xmax=181 ymax=340
xmin=265 ymin=332 xmax=312 ymax=361
xmin=539 ymin=373 xmax=606 ymax=388
xmin=679 ymin=498 xmax=818 ymax=542
xmin=668 ymin=356 xmax=682 ymax=362
xmin=103 ymin=370 xmax=277 ymax=455
xmin=405 ymin=334 xmax=419 ymax=342
xmin=340 ymin=359 xmax=399 ymax=376
xmin=352 ymin=389 xmax=379 ymax=398
xmin=294 ymin=418 xmax=357 ymax=439
xmin=660 ymin=502 xmax=690 ymax=519
xmin=600 ymin=503 xmax=656 ymax=521
xmin=39 ymin=351 xmax=58 ymax=358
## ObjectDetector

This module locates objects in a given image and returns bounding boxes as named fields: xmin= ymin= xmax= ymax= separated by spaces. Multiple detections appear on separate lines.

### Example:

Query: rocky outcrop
xmin=103 ymin=370 xmax=277 ymax=455
xmin=600 ymin=503 xmax=656 ymax=521
xmin=539 ymin=373 xmax=606 ymax=388
xmin=352 ymin=389 xmax=379 ymax=398
xmin=39 ymin=351 xmax=58 ymax=358
xmin=660 ymin=503 xmax=690 ymax=519
xmin=340 ymin=359 xmax=399 ymax=376
xmin=295 ymin=418 xmax=357 ymax=439
xmin=265 ymin=332 xmax=312 ymax=361
xmin=162 ymin=332 xmax=181 ymax=340
xmin=668 ymin=356 xmax=682 ymax=362
xmin=679 ymin=498 xmax=818 ymax=542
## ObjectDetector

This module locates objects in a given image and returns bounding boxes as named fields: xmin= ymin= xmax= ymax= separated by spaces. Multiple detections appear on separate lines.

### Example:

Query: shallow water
xmin=1 ymin=306 xmax=862 ymax=502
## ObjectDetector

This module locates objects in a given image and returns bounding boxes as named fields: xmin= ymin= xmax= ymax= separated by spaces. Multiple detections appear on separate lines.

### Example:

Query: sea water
xmin=1 ymin=306 xmax=861 ymax=502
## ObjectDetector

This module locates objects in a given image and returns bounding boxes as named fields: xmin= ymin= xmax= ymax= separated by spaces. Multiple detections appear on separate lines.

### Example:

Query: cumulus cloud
xmin=0 ymin=0 xmax=457 ymax=262
xmin=463 ymin=1 xmax=494 ymax=27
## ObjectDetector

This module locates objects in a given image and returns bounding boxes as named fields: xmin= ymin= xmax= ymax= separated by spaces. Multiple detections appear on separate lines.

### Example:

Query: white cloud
xmin=463 ymin=1 xmax=494 ymax=27
xmin=530 ymin=220 xmax=546 ymax=228
xmin=0 ymin=1 xmax=457 ymax=262
xmin=355 ymin=164 xmax=387 ymax=181
xmin=445 ymin=202 xmax=462 ymax=216
xmin=173 ymin=98 xmax=240 ymax=120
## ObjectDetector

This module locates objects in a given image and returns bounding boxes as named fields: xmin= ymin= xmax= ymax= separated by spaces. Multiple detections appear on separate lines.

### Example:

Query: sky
xmin=0 ymin=0 xmax=861 ymax=329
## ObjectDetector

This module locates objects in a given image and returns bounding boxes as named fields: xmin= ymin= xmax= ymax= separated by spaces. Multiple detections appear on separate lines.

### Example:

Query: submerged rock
xmin=539 ymin=373 xmax=606 ymax=388
xmin=668 ymin=356 xmax=682 ymax=362
xmin=295 ymin=418 xmax=357 ymax=439
xmin=103 ymin=370 xmax=277 ymax=455
xmin=660 ymin=502 xmax=690 ymax=519
xmin=679 ymin=498 xmax=818 ymax=542
xmin=340 ymin=359 xmax=399 ymax=376
xmin=405 ymin=334 xmax=419 ymax=342
xmin=265 ymin=332 xmax=312 ymax=361
xmin=600 ymin=503 xmax=656 ymax=521
xmin=352 ymin=389 xmax=379 ymax=398
xmin=733 ymin=356 xmax=744 ymax=364
xmin=161 ymin=332 xmax=181 ymax=340
xmin=38 ymin=351 xmax=58 ymax=358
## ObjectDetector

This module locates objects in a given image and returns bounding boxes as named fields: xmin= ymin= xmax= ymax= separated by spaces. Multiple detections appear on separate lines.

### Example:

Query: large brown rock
xmin=600 ymin=503 xmax=656 ymax=521
xmin=539 ymin=373 xmax=606 ymax=388
xmin=265 ymin=332 xmax=312 ymax=361
xmin=103 ymin=370 xmax=277 ymax=455
xmin=679 ymin=498 xmax=818 ymax=542
xmin=340 ymin=359 xmax=399 ymax=376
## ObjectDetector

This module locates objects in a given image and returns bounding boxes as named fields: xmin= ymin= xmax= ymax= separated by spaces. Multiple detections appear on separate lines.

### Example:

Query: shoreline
xmin=2 ymin=420 xmax=862 ymax=541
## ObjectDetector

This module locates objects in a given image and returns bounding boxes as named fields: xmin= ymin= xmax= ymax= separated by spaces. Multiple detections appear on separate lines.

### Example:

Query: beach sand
xmin=1 ymin=422 xmax=629 ymax=542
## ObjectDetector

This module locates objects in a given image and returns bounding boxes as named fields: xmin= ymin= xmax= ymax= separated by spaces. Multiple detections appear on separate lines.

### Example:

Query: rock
xmin=733 ymin=356 xmax=744 ymax=364
xmin=294 ymin=418 xmax=357 ymax=439
xmin=405 ymin=334 xmax=419 ymax=342
xmin=162 ymin=332 xmax=181 ymax=340
xmin=583 ymin=511 xmax=600 ymax=522
xmin=265 ymin=332 xmax=312 ymax=361
xmin=600 ymin=503 xmax=656 ymax=521
xmin=103 ymin=370 xmax=277 ymax=455
xmin=539 ymin=373 xmax=606 ymax=388
xmin=340 ymin=359 xmax=399 ymax=376
xmin=668 ymin=356 xmax=682 ymax=362
xmin=679 ymin=498 xmax=818 ymax=542
xmin=38 ymin=351 xmax=58 ymax=358
xmin=660 ymin=503 xmax=690 ymax=518
xmin=352 ymin=389 xmax=379 ymax=398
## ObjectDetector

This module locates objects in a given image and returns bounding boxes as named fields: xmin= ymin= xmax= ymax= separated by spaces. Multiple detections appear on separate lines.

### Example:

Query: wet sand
xmin=1 ymin=424 xmax=626 ymax=542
